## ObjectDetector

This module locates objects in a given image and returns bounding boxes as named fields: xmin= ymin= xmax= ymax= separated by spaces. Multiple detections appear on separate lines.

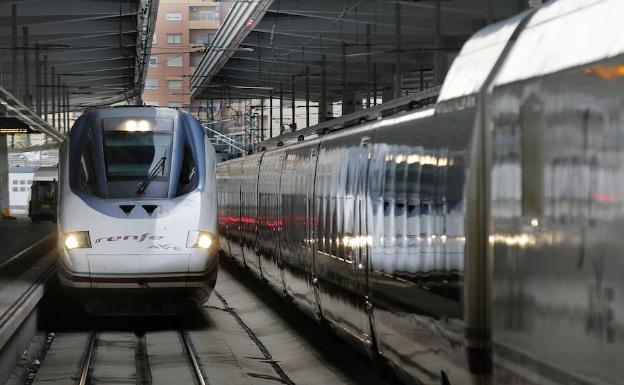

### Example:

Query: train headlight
xmin=63 ymin=231 xmax=92 ymax=250
xmin=187 ymin=231 xmax=218 ymax=250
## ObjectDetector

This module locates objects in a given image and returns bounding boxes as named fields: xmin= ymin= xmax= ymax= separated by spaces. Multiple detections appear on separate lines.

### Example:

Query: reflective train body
xmin=57 ymin=107 xmax=218 ymax=313
xmin=217 ymin=2 xmax=624 ymax=384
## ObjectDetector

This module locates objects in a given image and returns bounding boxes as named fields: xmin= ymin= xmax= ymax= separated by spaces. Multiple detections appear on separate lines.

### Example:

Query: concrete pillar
xmin=0 ymin=136 xmax=9 ymax=217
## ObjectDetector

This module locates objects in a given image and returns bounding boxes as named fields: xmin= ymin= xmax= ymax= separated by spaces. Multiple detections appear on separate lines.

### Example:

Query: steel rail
xmin=180 ymin=330 xmax=207 ymax=385
xmin=78 ymin=332 xmax=97 ymax=385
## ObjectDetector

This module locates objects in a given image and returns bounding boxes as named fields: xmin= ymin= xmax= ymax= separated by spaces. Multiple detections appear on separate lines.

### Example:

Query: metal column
xmin=269 ymin=94 xmax=273 ymax=139
xmin=23 ymin=26 xmax=30 ymax=106
xmin=394 ymin=3 xmax=402 ymax=99
xmin=63 ymin=86 xmax=68 ymax=132
xmin=373 ymin=63 xmax=377 ymax=106
xmin=57 ymin=75 xmax=61 ymax=130
xmin=342 ymin=43 xmax=347 ymax=111
xmin=11 ymin=5 xmax=18 ymax=98
xmin=51 ymin=66 xmax=56 ymax=127
xmin=305 ymin=66 xmax=310 ymax=127
xmin=0 ymin=137 xmax=9 ymax=217
xmin=43 ymin=56 xmax=48 ymax=122
xmin=291 ymin=76 xmax=296 ymax=131
xmin=35 ymin=44 xmax=41 ymax=115
xmin=366 ymin=24 xmax=372 ymax=109
xmin=260 ymin=98 xmax=265 ymax=141
xmin=279 ymin=86 xmax=283 ymax=135
xmin=434 ymin=0 xmax=443 ymax=85
xmin=320 ymin=55 xmax=327 ymax=122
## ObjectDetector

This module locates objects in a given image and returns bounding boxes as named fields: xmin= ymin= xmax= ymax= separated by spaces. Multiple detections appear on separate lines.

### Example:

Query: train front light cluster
xmin=187 ymin=231 xmax=218 ymax=250
xmin=63 ymin=231 xmax=92 ymax=250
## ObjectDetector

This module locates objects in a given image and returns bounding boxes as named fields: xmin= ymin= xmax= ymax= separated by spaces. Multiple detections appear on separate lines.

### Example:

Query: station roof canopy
xmin=0 ymin=0 xmax=158 ymax=146
xmin=191 ymin=0 xmax=529 ymax=103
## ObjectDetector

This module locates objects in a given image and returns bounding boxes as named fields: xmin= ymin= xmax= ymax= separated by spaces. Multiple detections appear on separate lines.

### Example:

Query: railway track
xmin=70 ymin=330 xmax=207 ymax=385
xmin=5 ymin=267 xmax=384 ymax=385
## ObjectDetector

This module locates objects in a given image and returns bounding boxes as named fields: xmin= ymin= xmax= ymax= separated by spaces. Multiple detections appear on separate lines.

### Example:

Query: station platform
xmin=0 ymin=218 xmax=54 ymax=266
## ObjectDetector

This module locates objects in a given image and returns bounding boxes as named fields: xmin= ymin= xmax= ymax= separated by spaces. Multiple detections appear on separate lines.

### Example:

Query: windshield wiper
xmin=136 ymin=155 xmax=167 ymax=194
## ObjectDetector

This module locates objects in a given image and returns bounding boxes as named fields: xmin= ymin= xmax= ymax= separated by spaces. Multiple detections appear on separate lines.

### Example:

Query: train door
xmin=280 ymin=141 xmax=319 ymax=317
xmin=228 ymin=159 xmax=245 ymax=266
xmin=216 ymin=162 xmax=231 ymax=257
xmin=257 ymin=150 xmax=286 ymax=291
xmin=313 ymin=127 xmax=374 ymax=354
xmin=367 ymin=110 xmax=473 ymax=385
xmin=240 ymin=154 xmax=263 ymax=277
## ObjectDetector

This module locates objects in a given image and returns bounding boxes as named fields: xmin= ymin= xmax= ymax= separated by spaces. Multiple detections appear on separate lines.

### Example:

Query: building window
xmin=168 ymin=102 xmax=183 ymax=109
xmin=149 ymin=56 xmax=158 ymax=67
xmin=167 ymin=33 xmax=182 ymax=44
xmin=152 ymin=34 xmax=157 ymax=44
xmin=166 ymin=12 xmax=182 ymax=21
xmin=199 ymin=10 xmax=218 ymax=20
xmin=20 ymin=187 xmax=26 ymax=192
xmin=20 ymin=180 xmax=25 ymax=185
xmin=167 ymin=80 xmax=183 ymax=89
xmin=167 ymin=55 xmax=182 ymax=67
xmin=27 ymin=180 xmax=32 ymax=184
xmin=12 ymin=180 xmax=17 ymax=185
xmin=145 ymin=101 xmax=159 ymax=107
xmin=145 ymin=78 xmax=158 ymax=89
xmin=12 ymin=187 xmax=18 ymax=192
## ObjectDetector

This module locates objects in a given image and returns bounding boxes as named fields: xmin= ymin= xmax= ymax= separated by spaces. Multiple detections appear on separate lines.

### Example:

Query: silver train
xmin=217 ymin=1 xmax=624 ymax=384
xmin=57 ymin=107 xmax=218 ymax=313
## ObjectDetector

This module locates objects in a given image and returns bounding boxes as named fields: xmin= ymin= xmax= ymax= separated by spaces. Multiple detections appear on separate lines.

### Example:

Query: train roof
xmin=438 ymin=0 xmax=624 ymax=104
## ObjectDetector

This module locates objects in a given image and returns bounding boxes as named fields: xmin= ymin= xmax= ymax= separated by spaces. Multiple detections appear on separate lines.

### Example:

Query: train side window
xmin=520 ymin=96 xmax=545 ymax=218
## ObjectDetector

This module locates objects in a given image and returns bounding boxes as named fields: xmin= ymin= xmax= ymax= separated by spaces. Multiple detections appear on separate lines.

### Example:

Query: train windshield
xmin=100 ymin=117 xmax=174 ymax=198
xmin=103 ymin=131 xmax=171 ymax=180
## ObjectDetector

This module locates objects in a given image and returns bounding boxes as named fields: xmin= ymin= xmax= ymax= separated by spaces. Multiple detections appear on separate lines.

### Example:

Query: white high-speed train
xmin=57 ymin=107 xmax=218 ymax=313
xmin=217 ymin=1 xmax=624 ymax=384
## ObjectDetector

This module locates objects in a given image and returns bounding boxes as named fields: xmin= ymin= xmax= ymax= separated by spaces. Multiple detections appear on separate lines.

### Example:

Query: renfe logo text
xmin=94 ymin=233 xmax=165 ymax=244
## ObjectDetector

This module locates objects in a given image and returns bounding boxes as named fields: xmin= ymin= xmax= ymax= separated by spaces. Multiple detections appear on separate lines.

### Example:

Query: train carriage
xmin=216 ymin=1 xmax=624 ymax=384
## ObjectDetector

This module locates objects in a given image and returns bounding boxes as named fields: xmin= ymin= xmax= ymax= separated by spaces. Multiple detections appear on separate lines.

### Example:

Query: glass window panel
xmin=166 ymin=12 xmax=181 ymax=21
